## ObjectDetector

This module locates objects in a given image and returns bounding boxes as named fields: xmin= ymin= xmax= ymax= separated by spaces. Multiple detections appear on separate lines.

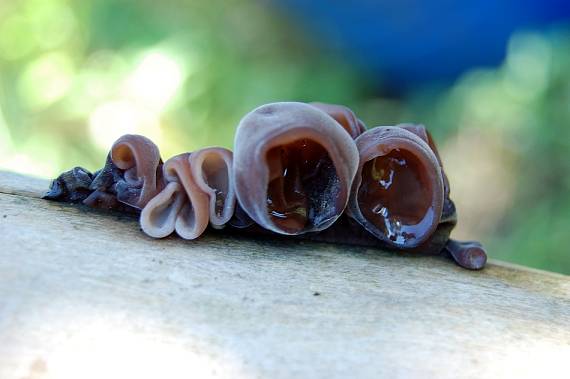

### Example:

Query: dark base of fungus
xmin=44 ymin=165 xmax=487 ymax=270
xmin=44 ymin=161 xmax=140 ymax=214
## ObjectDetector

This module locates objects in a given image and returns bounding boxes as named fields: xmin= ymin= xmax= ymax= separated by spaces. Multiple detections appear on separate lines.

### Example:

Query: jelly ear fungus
xmin=347 ymin=125 xmax=445 ymax=249
xmin=346 ymin=124 xmax=485 ymax=269
xmin=100 ymin=134 xmax=164 ymax=209
xmin=44 ymin=103 xmax=487 ymax=270
xmin=140 ymin=147 xmax=236 ymax=239
xmin=233 ymin=102 xmax=359 ymax=235
xmin=141 ymin=153 xmax=207 ymax=239
xmin=189 ymin=147 xmax=236 ymax=228
xmin=44 ymin=134 xmax=164 ymax=211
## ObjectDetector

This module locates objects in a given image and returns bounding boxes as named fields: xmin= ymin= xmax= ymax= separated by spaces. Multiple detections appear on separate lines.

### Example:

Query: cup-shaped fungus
xmin=348 ymin=126 xmax=445 ymax=248
xmin=233 ymin=102 xmax=359 ymax=235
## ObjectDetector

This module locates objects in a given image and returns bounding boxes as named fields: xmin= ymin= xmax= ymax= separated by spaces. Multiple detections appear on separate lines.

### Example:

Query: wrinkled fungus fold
xmin=189 ymin=147 xmax=236 ymax=229
xmin=140 ymin=148 xmax=236 ymax=240
xmin=309 ymin=102 xmax=366 ymax=139
xmin=141 ymin=153 xmax=209 ymax=240
xmin=140 ymin=181 xmax=186 ymax=238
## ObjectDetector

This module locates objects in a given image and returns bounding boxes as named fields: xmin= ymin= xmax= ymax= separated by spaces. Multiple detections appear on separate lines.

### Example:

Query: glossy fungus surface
xmin=349 ymin=126 xmax=444 ymax=248
xmin=265 ymin=139 xmax=341 ymax=233
xmin=234 ymin=102 xmax=358 ymax=235
xmin=358 ymin=148 xmax=436 ymax=246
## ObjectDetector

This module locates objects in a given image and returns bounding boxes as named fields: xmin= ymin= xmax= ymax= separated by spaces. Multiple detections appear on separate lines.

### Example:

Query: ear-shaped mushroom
xmin=347 ymin=126 xmax=445 ymax=248
xmin=233 ymin=102 xmax=359 ymax=235
xmin=189 ymin=147 xmax=236 ymax=229
xmin=88 ymin=134 xmax=164 ymax=210
xmin=140 ymin=153 xmax=209 ymax=240
xmin=108 ymin=134 xmax=164 ymax=209
xmin=140 ymin=148 xmax=236 ymax=239
xmin=309 ymin=102 xmax=366 ymax=139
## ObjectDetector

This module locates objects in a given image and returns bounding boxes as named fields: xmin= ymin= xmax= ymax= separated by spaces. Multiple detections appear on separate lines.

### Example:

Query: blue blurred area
xmin=274 ymin=0 xmax=570 ymax=90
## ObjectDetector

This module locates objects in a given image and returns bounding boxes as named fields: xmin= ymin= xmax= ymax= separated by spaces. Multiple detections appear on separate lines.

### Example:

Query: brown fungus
xmin=140 ymin=148 xmax=236 ymax=239
xmin=107 ymin=134 xmax=164 ymax=209
xmin=233 ymin=102 xmax=359 ymax=235
xmin=189 ymin=147 xmax=236 ymax=229
xmin=347 ymin=126 xmax=444 ymax=249
xmin=140 ymin=153 xmax=209 ymax=239
xmin=44 ymin=103 xmax=487 ymax=270
xmin=77 ymin=134 xmax=165 ymax=211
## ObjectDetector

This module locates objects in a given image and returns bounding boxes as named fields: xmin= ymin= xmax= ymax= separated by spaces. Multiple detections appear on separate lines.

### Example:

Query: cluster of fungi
xmin=45 ymin=102 xmax=487 ymax=269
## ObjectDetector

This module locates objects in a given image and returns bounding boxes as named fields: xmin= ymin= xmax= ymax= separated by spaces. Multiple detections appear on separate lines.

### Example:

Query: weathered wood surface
xmin=0 ymin=170 xmax=568 ymax=379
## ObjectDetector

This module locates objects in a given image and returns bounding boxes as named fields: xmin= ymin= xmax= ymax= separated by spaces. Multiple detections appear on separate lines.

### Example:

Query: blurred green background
xmin=0 ymin=0 xmax=569 ymax=273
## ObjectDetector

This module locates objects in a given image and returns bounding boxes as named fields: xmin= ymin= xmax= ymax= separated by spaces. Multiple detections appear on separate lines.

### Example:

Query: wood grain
xmin=0 ymin=170 xmax=568 ymax=379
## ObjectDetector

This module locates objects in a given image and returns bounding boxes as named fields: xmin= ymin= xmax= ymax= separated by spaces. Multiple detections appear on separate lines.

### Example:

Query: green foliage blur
xmin=0 ymin=0 xmax=568 ymax=273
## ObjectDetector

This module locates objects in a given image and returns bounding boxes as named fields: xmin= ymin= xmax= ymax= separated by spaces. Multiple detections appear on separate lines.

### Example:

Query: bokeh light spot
xmin=0 ymin=15 xmax=36 ymax=59
xmin=88 ymin=100 xmax=162 ymax=151
xmin=19 ymin=52 xmax=75 ymax=109
xmin=29 ymin=1 xmax=77 ymax=49
xmin=504 ymin=32 xmax=551 ymax=102
xmin=123 ymin=51 xmax=184 ymax=111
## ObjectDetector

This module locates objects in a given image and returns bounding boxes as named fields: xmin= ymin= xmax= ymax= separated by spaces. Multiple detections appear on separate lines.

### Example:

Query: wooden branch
xmin=0 ymin=170 xmax=568 ymax=379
